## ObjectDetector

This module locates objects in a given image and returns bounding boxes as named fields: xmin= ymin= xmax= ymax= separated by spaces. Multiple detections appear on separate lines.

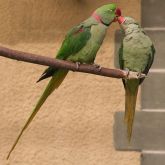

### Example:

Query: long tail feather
xmin=124 ymin=79 xmax=139 ymax=141
xmin=7 ymin=69 xmax=68 ymax=159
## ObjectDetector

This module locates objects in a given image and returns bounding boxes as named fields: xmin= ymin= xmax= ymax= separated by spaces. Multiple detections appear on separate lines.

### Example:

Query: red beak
xmin=115 ymin=8 xmax=121 ymax=17
xmin=117 ymin=16 xmax=126 ymax=24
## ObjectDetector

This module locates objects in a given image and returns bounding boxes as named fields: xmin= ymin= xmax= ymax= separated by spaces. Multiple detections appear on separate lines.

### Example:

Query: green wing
xmin=37 ymin=24 xmax=92 ymax=82
xmin=56 ymin=24 xmax=91 ymax=60
xmin=139 ymin=44 xmax=155 ymax=84
xmin=143 ymin=44 xmax=155 ymax=74
xmin=118 ymin=43 xmax=126 ymax=88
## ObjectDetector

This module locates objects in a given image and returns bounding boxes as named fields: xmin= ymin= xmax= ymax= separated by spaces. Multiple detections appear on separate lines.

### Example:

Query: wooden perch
xmin=0 ymin=45 xmax=145 ymax=79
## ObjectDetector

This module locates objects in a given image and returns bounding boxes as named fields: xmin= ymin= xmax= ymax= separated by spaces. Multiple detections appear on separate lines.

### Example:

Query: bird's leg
xmin=137 ymin=71 xmax=147 ymax=79
xmin=92 ymin=63 xmax=102 ymax=71
xmin=125 ymin=68 xmax=146 ymax=79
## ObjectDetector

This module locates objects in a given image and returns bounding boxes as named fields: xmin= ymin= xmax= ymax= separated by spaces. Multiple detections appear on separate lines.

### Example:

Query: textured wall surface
xmin=0 ymin=0 xmax=140 ymax=164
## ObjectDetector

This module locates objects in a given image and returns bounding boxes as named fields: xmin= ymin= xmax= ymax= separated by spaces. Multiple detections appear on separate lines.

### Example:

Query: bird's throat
xmin=92 ymin=12 xmax=110 ymax=26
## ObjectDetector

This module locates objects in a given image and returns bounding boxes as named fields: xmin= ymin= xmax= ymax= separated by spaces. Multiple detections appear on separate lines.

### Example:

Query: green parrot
xmin=117 ymin=16 xmax=155 ymax=141
xmin=7 ymin=4 xmax=121 ymax=159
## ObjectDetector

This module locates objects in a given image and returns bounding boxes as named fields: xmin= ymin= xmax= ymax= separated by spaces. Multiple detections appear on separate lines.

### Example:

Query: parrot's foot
xmin=125 ymin=70 xmax=146 ymax=79
xmin=76 ymin=62 xmax=81 ymax=70
xmin=93 ymin=63 xmax=102 ymax=71
xmin=137 ymin=72 xmax=146 ymax=79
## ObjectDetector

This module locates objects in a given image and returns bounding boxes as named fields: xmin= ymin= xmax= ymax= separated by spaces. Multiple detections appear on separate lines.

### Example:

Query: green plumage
xmin=118 ymin=17 xmax=155 ymax=141
xmin=7 ymin=4 xmax=118 ymax=159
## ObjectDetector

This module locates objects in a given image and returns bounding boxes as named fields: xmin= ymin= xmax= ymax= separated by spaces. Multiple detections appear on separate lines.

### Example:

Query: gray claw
xmin=126 ymin=71 xmax=146 ymax=79
xmin=137 ymin=72 xmax=146 ymax=79
xmin=76 ymin=62 xmax=81 ymax=70
xmin=93 ymin=63 xmax=102 ymax=71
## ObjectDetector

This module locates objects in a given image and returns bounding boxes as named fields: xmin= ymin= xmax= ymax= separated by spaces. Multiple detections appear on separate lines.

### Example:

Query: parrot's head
xmin=117 ymin=16 xmax=139 ymax=30
xmin=92 ymin=4 xmax=121 ymax=26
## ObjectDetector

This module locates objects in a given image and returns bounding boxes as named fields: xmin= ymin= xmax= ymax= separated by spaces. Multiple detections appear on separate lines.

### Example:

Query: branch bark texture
xmin=0 ymin=46 xmax=143 ymax=79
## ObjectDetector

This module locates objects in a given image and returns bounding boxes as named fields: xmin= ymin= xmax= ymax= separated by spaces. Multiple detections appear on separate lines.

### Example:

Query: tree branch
xmin=0 ymin=45 xmax=145 ymax=79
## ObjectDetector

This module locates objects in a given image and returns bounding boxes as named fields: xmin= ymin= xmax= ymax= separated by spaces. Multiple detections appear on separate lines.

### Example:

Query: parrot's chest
xmin=90 ymin=24 xmax=107 ymax=44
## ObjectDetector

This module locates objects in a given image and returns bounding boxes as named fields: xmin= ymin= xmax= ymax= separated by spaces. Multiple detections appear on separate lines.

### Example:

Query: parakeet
xmin=7 ymin=4 xmax=121 ymax=159
xmin=117 ymin=16 xmax=155 ymax=141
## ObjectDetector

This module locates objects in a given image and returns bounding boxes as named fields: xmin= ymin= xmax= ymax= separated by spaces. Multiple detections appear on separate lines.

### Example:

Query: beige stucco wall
xmin=0 ymin=0 xmax=141 ymax=164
